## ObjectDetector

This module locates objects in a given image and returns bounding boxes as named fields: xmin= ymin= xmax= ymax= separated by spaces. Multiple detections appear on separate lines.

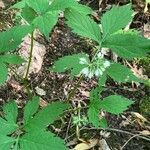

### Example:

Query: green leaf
xmin=0 ymin=134 xmax=16 ymax=150
xmin=0 ymin=118 xmax=18 ymax=135
xmin=99 ymin=118 xmax=108 ymax=128
xmin=3 ymin=101 xmax=18 ymax=123
xmin=21 ymin=5 xmax=37 ymax=24
xmin=106 ymin=63 xmax=141 ymax=83
xmin=0 ymin=54 xmax=25 ymax=65
xmin=0 ymin=63 xmax=8 ymax=85
xmin=33 ymin=11 xmax=58 ymax=38
xmin=49 ymin=0 xmax=92 ymax=14
xmin=11 ymin=0 xmax=26 ymax=9
xmin=65 ymin=8 xmax=101 ymax=43
xmin=101 ymin=4 xmax=133 ymax=38
xmin=88 ymin=88 xmax=102 ymax=127
xmin=51 ymin=53 xmax=89 ymax=76
xmin=26 ymin=0 xmax=49 ymax=14
xmin=19 ymin=131 xmax=67 ymax=150
xmin=100 ymin=95 xmax=134 ymax=114
xmin=102 ymin=33 xmax=150 ymax=59
xmin=49 ymin=0 xmax=76 ymax=11
xmin=24 ymin=102 xmax=69 ymax=131
xmin=98 ymin=72 xmax=107 ymax=86
xmin=0 ymin=25 xmax=33 ymax=53
xmin=24 ymin=96 xmax=40 ymax=125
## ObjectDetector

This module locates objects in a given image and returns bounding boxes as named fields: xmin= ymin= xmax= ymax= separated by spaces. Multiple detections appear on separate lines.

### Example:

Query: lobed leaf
xmin=0 ymin=54 xmax=25 ymax=65
xmin=26 ymin=0 xmax=49 ymax=14
xmin=20 ymin=131 xmax=67 ymax=150
xmin=106 ymin=63 xmax=141 ymax=83
xmin=24 ymin=102 xmax=69 ymax=132
xmin=24 ymin=96 xmax=40 ymax=125
xmin=33 ymin=11 xmax=58 ymax=38
xmin=51 ymin=53 xmax=89 ymax=76
xmin=102 ymin=33 xmax=150 ymax=59
xmin=65 ymin=8 xmax=101 ymax=44
xmin=101 ymin=4 xmax=133 ymax=38
xmin=0 ymin=25 xmax=33 ymax=53
xmin=100 ymin=95 xmax=134 ymax=114
xmin=0 ymin=134 xmax=16 ymax=150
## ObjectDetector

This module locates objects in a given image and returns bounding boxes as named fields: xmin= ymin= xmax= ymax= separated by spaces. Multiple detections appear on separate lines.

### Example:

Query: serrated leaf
xmin=20 ymin=131 xmax=67 ymax=150
xmin=3 ymin=101 xmax=18 ymax=123
xmin=11 ymin=0 xmax=26 ymax=9
xmin=21 ymin=5 xmax=37 ymax=24
xmin=49 ymin=0 xmax=92 ymax=14
xmin=0 ymin=54 xmax=25 ymax=65
xmin=102 ymin=33 xmax=150 ymax=59
xmin=65 ymin=9 xmax=101 ymax=43
xmin=26 ymin=0 xmax=49 ymax=14
xmin=0 ymin=118 xmax=18 ymax=135
xmin=101 ymin=4 xmax=133 ymax=38
xmin=24 ymin=96 xmax=40 ymax=125
xmin=88 ymin=88 xmax=102 ymax=127
xmin=51 ymin=53 xmax=89 ymax=76
xmin=24 ymin=102 xmax=69 ymax=131
xmin=33 ymin=11 xmax=58 ymax=38
xmin=0 ymin=134 xmax=16 ymax=150
xmin=49 ymin=0 xmax=76 ymax=11
xmin=106 ymin=63 xmax=141 ymax=83
xmin=100 ymin=95 xmax=134 ymax=114
xmin=98 ymin=71 xmax=107 ymax=86
xmin=0 ymin=63 xmax=8 ymax=85
xmin=0 ymin=25 xmax=33 ymax=53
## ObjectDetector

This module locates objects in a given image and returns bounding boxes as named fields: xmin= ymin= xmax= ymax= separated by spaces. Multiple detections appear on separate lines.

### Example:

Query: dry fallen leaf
xmin=17 ymin=36 xmax=46 ymax=78
xmin=74 ymin=139 xmax=98 ymax=150
xmin=140 ymin=130 xmax=150 ymax=136
xmin=132 ymin=112 xmax=148 ymax=123
xmin=99 ymin=139 xmax=111 ymax=150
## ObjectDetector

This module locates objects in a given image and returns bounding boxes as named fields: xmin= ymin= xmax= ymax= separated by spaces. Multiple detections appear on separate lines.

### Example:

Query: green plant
xmin=0 ymin=0 xmax=150 ymax=149
xmin=0 ymin=96 xmax=69 ymax=149
xmin=51 ymin=4 xmax=150 ymax=128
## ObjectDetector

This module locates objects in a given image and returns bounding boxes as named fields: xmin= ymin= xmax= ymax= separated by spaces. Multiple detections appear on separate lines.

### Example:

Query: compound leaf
xmin=106 ymin=63 xmax=141 ymax=83
xmin=0 ymin=25 xmax=33 ymax=53
xmin=24 ymin=102 xmax=69 ymax=132
xmin=0 ymin=134 xmax=16 ymax=150
xmin=65 ymin=9 xmax=101 ymax=44
xmin=100 ymin=95 xmax=134 ymax=114
xmin=51 ymin=53 xmax=89 ymax=76
xmin=0 ymin=54 xmax=25 ymax=65
xmin=0 ymin=63 xmax=8 ymax=85
xmin=102 ymin=33 xmax=150 ymax=59
xmin=19 ymin=131 xmax=67 ymax=150
xmin=101 ymin=4 xmax=133 ymax=38
xmin=33 ymin=11 xmax=58 ymax=38
xmin=26 ymin=0 xmax=49 ymax=14
xmin=24 ymin=96 xmax=40 ymax=125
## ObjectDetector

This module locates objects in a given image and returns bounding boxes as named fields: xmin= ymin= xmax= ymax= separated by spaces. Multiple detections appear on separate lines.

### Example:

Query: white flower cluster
xmin=79 ymin=52 xmax=110 ymax=78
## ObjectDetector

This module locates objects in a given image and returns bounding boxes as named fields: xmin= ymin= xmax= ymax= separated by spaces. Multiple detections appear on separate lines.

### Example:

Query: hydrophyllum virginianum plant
xmin=51 ymin=3 xmax=150 ymax=128
xmin=0 ymin=0 xmax=150 ymax=149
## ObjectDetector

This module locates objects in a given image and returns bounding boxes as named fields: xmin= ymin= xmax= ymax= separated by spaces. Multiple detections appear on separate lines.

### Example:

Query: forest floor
xmin=0 ymin=0 xmax=150 ymax=150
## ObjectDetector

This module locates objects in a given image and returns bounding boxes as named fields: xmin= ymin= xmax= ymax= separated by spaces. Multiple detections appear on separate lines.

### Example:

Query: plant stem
xmin=25 ymin=31 xmax=34 ymax=80
xmin=66 ymin=75 xmax=83 ymax=102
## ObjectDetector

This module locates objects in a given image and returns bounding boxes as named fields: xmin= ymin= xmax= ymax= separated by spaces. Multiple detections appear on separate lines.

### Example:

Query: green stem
xmin=25 ymin=31 xmax=34 ymax=80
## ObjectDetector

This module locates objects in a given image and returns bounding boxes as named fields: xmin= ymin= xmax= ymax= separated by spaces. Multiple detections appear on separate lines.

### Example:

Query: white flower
xmin=88 ymin=70 xmax=94 ymax=78
xmin=97 ymin=52 xmax=104 ymax=58
xmin=79 ymin=58 xmax=88 ymax=64
xmin=100 ymin=67 xmax=105 ymax=72
xmin=95 ymin=68 xmax=103 ymax=77
xmin=103 ymin=60 xmax=110 ymax=68
xmin=80 ymin=67 xmax=89 ymax=76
